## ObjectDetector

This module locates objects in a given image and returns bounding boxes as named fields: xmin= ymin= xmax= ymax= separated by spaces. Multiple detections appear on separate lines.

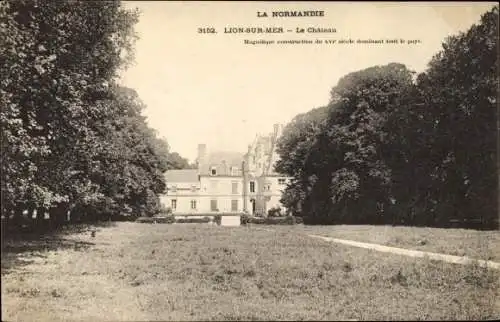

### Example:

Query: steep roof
xmin=165 ymin=169 xmax=199 ymax=183
xmin=206 ymin=151 xmax=244 ymax=166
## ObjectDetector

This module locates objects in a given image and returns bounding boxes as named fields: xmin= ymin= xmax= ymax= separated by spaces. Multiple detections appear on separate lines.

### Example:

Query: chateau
xmin=161 ymin=124 xmax=291 ymax=216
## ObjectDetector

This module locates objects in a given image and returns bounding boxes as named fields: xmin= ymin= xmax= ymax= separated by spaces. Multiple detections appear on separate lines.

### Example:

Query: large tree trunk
xmin=1 ymin=207 xmax=12 ymax=234
xmin=50 ymin=203 xmax=68 ymax=229
xmin=11 ymin=205 xmax=25 ymax=228
xmin=36 ymin=207 xmax=47 ymax=231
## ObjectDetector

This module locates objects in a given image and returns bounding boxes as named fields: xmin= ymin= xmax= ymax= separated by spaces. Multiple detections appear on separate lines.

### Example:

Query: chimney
xmin=197 ymin=144 xmax=206 ymax=160
xmin=221 ymin=160 xmax=228 ymax=175
xmin=197 ymin=144 xmax=207 ymax=169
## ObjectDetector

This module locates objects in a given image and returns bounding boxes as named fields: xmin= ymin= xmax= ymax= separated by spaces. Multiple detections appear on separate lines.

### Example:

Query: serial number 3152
xmin=198 ymin=27 xmax=217 ymax=33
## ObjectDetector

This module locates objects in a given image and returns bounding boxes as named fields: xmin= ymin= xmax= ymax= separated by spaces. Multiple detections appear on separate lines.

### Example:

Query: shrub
xmin=158 ymin=216 xmax=175 ymax=224
xmin=135 ymin=216 xmax=174 ymax=224
xmin=294 ymin=216 xmax=304 ymax=224
xmin=136 ymin=217 xmax=154 ymax=223
xmin=284 ymin=216 xmax=296 ymax=225
xmin=267 ymin=206 xmax=283 ymax=217
xmin=249 ymin=217 xmax=266 ymax=224
xmin=213 ymin=215 xmax=222 ymax=225
xmin=241 ymin=215 xmax=302 ymax=225
xmin=160 ymin=206 xmax=173 ymax=216
xmin=175 ymin=217 xmax=211 ymax=224
xmin=111 ymin=213 xmax=135 ymax=222
xmin=241 ymin=214 xmax=251 ymax=225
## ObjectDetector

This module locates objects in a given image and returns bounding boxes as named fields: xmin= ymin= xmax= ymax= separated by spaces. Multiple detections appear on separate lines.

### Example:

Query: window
xmin=232 ymin=182 xmax=238 ymax=194
xmin=231 ymin=200 xmax=238 ymax=212
xmin=170 ymin=185 xmax=177 ymax=193
xmin=249 ymin=181 xmax=255 ymax=193
xmin=171 ymin=199 xmax=177 ymax=210
xmin=210 ymin=199 xmax=218 ymax=211
xmin=278 ymin=178 xmax=286 ymax=185
xmin=190 ymin=200 xmax=197 ymax=210
xmin=191 ymin=185 xmax=197 ymax=192
xmin=230 ymin=166 xmax=239 ymax=176
xmin=210 ymin=166 xmax=217 ymax=176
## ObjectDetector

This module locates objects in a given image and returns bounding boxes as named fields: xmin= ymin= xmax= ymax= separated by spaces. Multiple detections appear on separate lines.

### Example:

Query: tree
xmin=167 ymin=152 xmax=192 ymax=170
xmin=275 ymin=106 xmax=329 ymax=216
xmin=311 ymin=63 xmax=415 ymax=224
xmin=78 ymin=86 xmax=169 ymax=220
xmin=1 ymin=0 xmax=173 ymax=228
xmin=401 ymin=6 xmax=498 ymax=228
xmin=276 ymin=6 xmax=498 ymax=229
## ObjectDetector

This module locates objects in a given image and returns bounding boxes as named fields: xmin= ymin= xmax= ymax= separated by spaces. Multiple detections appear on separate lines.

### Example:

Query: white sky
xmin=119 ymin=1 xmax=495 ymax=162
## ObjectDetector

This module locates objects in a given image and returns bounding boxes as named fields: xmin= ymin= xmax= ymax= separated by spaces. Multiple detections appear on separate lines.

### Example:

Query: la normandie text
xmin=257 ymin=11 xmax=325 ymax=18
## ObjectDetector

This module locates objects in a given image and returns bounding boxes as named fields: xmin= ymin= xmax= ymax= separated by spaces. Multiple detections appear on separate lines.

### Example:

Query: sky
xmin=119 ymin=1 xmax=495 ymax=163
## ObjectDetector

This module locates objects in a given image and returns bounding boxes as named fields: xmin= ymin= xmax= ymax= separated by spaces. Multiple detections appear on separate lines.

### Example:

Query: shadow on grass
xmin=1 ymin=221 xmax=116 ymax=274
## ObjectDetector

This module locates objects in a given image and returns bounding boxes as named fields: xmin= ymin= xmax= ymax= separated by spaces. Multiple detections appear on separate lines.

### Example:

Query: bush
xmin=285 ymin=216 xmax=296 ymax=225
xmin=241 ymin=214 xmax=251 ymax=225
xmin=267 ymin=206 xmax=283 ymax=217
xmin=136 ymin=217 xmax=153 ymax=223
xmin=241 ymin=215 xmax=302 ymax=225
xmin=302 ymin=216 xmax=333 ymax=225
xmin=157 ymin=206 xmax=172 ymax=216
xmin=175 ymin=217 xmax=211 ymax=224
xmin=213 ymin=215 xmax=222 ymax=225
xmin=135 ymin=216 xmax=174 ymax=224
xmin=159 ymin=216 xmax=175 ymax=224
xmin=111 ymin=213 xmax=135 ymax=222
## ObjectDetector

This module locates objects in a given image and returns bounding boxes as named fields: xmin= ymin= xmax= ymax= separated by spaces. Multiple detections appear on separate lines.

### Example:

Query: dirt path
xmin=305 ymin=234 xmax=500 ymax=270
xmin=308 ymin=234 xmax=500 ymax=269
xmin=251 ymin=226 xmax=500 ymax=269
xmin=3 ymin=223 xmax=499 ymax=321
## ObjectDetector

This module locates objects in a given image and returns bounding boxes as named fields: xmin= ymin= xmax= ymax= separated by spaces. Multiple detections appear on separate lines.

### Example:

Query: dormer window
xmin=210 ymin=166 xmax=217 ymax=176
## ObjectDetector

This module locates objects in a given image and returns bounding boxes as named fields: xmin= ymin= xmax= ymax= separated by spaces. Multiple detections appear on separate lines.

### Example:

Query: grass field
xmin=273 ymin=224 xmax=500 ymax=261
xmin=2 ymin=222 xmax=499 ymax=321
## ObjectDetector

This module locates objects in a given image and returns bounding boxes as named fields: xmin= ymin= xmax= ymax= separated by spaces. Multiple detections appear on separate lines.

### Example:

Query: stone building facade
xmin=161 ymin=124 xmax=291 ymax=216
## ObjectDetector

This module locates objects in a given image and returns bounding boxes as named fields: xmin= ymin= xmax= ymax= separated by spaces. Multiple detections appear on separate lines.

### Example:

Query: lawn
xmin=2 ymin=222 xmax=499 ymax=321
xmin=272 ymin=224 xmax=500 ymax=261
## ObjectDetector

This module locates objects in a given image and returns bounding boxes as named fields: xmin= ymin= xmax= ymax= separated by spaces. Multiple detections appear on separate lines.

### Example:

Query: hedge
xmin=241 ymin=215 xmax=303 ymax=225
xmin=175 ymin=217 xmax=212 ymax=224
xmin=135 ymin=216 xmax=175 ymax=224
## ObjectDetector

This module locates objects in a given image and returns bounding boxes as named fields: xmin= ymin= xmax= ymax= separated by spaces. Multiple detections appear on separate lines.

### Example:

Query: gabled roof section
xmin=165 ymin=169 xmax=199 ymax=183
xmin=206 ymin=151 xmax=244 ymax=166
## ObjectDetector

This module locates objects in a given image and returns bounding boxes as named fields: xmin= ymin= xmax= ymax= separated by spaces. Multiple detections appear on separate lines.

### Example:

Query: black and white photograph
xmin=1 ymin=1 xmax=499 ymax=321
